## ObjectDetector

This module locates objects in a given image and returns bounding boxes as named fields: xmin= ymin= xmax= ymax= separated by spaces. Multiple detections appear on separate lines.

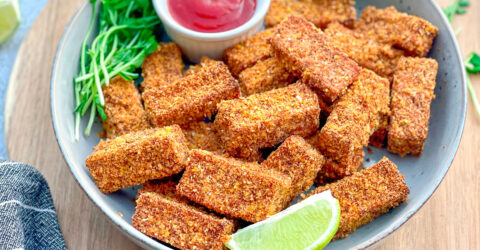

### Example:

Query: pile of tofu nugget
xmin=85 ymin=1 xmax=440 ymax=249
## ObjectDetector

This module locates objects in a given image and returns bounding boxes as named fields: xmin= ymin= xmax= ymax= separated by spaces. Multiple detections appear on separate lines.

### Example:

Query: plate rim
xmin=49 ymin=0 xmax=467 ymax=249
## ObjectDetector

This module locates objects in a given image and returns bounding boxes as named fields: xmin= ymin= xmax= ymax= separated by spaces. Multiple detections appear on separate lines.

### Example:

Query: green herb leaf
xmin=455 ymin=8 xmax=466 ymax=14
xmin=458 ymin=0 xmax=470 ymax=7
xmin=464 ymin=54 xmax=480 ymax=118
xmin=443 ymin=0 xmax=469 ymax=23
xmin=73 ymin=0 xmax=161 ymax=139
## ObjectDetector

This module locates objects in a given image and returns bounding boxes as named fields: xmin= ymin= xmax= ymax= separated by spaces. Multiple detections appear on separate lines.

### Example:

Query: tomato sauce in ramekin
xmin=168 ymin=0 xmax=257 ymax=33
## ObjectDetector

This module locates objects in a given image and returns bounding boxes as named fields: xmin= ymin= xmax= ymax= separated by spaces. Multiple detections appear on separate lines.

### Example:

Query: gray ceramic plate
xmin=51 ymin=0 xmax=466 ymax=249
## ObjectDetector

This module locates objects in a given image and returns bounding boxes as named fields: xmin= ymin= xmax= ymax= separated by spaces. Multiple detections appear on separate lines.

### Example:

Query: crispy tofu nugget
xmin=143 ymin=60 xmax=240 ymax=127
xmin=313 ymin=149 xmax=365 ymax=186
xmin=369 ymin=114 xmax=389 ymax=148
xmin=184 ymin=57 xmax=217 ymax=77
xmin=270 ymin=16 xmax=360 ymax=103
xmin=265 ymin=0 xmax=356 ymax=29
xmin=223 ymin=29 xmax=274 ymax=77
xmin=137 ymin=179 xmax=192 ymax=204
xmin=310 ymin=69 xmax=390 ymax=179
xmin=311 ymin=157 xmax=409 ymax=240
xmin=388 ymin=57 xmax=438 ymax=156
xmin=324 ymin=22 xmax=404 ymax=80
xmin=138 ymin=179 xmax=177 ymax=196
xmin=215 ymin=82 xmax=320 ymax=159
xmin=238 ymin=57 xmax=294 ymax=96
xmin=85 ymin=125 xmax=189 ymax=193
xmin=355 ymin=6 xmax=438 ymax=57
xmin=101 ymin=76 xmax=150 ymax=138
xmin=182 ymin=121 xmax=225 ymax=155
xmin=133 ymin=192 xmax=235 ymax=250
xmin=261 ymin=136 xmax=324 ymax=202
xmin=141 ymin=42 xmax=184 ymax=91
xmin=177 ymin=149 xmax=293 ymax=223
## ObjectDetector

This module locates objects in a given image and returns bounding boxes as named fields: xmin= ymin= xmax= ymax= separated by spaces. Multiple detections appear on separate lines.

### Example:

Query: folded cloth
xmin=0 ymin=160 xmax=66 ymax=249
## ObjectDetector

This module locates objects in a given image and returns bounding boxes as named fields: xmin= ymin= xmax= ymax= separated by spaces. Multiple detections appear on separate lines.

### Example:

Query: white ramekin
xmin=153 ymin=0 xmax=272 ymax=63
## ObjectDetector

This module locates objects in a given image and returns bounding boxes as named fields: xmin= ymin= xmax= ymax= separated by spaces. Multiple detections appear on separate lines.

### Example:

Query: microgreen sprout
xmin=465 ymin=53 xmax=480 ymax=117
xmin=73 ymin=0 xmax=160 ymax=140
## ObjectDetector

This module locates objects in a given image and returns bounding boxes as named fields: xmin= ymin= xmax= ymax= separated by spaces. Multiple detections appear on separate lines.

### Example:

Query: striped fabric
xmin=0 ymin=160 xmax=65 ymax=249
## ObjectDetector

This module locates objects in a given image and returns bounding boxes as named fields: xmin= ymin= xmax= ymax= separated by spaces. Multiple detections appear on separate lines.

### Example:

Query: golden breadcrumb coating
xmin=177 ymin=149 xmax=293 ymax=223
xmin=184 ymin=57 xmax=218 ymax=77
xmin=311 ymin=157 xmax=409 ymax=240
xmin=101 ymin=76 xmax=150 ymax=138
xmin=143 ymin=60 xmax=240 ymax=127
xmin=215 ymin=82 xmax=320 ymax=159
xmin=85 ymin=125 xmax=189 ymax=193
xmin=317 ymin=98 xmax=335 ymax=118
xmin=388 ymin=57 xmax=438 ymax=156
xmin=313 ymin=150 xmax=364 ymax=186
xmin=138 ymin=179 xmax=194 ymax=205
xmin=140 ymin=42 xmax=184 ymax=91
xmin=133 ymin=192 xmax=235 ymax=250
xmin=310 ymin=69 xmax=390 ymax=179
xmin=270 ymin=16 xmax=360 ymax=103
xmin=261 ymin=135 xmax=324 ymax=202
xmin=182 ymin=121 xmax=225 ymax=155
xmin=265 ymin=0 xmax=356 ymax=29
xmin=369 ymin=113 xmax=389 ymax=148
xmin=324 ymin=22 xmax=404 ymax=80
xmin=223 ymin=29 xmax=274 ymax=77
xmin=238 ymin=57 xmax=294 ymax=96
xmin=355 ymin=6 xmax=438 ymax=57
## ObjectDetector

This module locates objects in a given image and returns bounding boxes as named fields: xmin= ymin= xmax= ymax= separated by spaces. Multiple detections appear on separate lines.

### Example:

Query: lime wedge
xmin=226 ymin=190 xmax=340 ymax=250
xmin=0 ymin=0 xmax=21 ymax=45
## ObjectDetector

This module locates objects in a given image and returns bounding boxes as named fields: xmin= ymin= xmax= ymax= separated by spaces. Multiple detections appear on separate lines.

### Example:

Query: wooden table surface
xmin=5 ymin=0 xmax=479 ymax=249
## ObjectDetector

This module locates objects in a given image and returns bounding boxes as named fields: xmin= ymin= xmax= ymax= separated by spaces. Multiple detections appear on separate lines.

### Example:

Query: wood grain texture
xmin=5 ymin=0 xmax=479 ymax=249
xmin=5 ymin=0 xmax=140 ymax=249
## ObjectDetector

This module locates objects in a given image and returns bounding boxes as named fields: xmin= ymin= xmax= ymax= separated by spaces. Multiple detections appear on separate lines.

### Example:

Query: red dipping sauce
xmin=168 ymin=0 xmax=257 ymax=33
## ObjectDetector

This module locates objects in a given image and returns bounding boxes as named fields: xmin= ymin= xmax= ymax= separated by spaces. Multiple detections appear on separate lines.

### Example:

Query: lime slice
xmin=0 ymin=0 xmax=21 ymax=45
xmin=226 ymin=190 xmax=340 ymax=250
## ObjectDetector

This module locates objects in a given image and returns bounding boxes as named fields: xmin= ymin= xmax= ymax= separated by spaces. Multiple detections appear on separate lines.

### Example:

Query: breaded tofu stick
xmin=311 ymin=157 xmax=409 ymax=240
xmin=133 ymin=192 xmax=235 ymax=250
xmin=261 ymin=136 xmax=324 ymax=202
xmin=238 ymin=57 xmax=294 ymax=96
xmin=184 ymin=57 xmax=218 ymax=77
xmin=388 ymin=57 xmax=438 ymax=156
xmin=139 ymin=179 xmax=176 ymax=195
xmin=369 ymin=114 xmax=389 ymax=148
xmin=310 ymin=69 xmax=390 ymax=179
xmin=85 ymin=125 xmax=189 ymax=193
xmin=324 ymin=22 xmax=404 ymax=80
xmin=140 ymin=42 xmax=184 ymax=91
xmin=177 ymin=149 xmax=293 ymax=223
xmin=265 ymin=0 xmax=356 ymax=29
xmin=101 ymin=76 xmax=150 ymax=138
xmin=317 ymin=98 xmax=335 ymax=118
xmin=270 ymin=16 xmax=360 ymax=103
xmin=313 ymin=150 xmax=364 ymax=186
xmin=143 ymin=60 xmax=240 ymax=127
xmin=355 ymin=6 xmax=438 ymax=57
xmin=138 ymin=179 xmax=207 ymax=211
xmin=182 ymin=121 xmax=225 ymax=155
xmin=223 ymin=29 xmax=274 ymax=77
xmin=215 ymin=81 xmax=320 ymax=159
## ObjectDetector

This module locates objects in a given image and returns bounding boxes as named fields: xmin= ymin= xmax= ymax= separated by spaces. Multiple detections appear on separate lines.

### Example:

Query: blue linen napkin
xmin=0 ymin=160 xmax=66 ymax=249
